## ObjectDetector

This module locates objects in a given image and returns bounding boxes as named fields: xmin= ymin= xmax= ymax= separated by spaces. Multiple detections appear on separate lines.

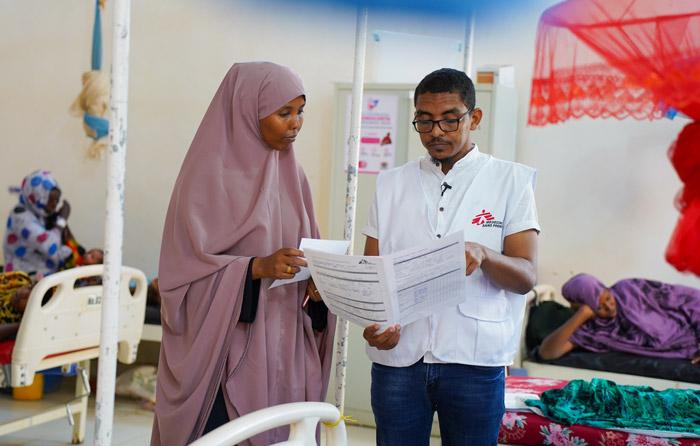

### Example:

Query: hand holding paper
xmin=363 ymin=323 xmax=401 ymax=350
xmin=305 ymin=232 xmax=467 ymax=328
xmin=253 ymin=248 xmax=306 ymax=280
xmin=270 ymin=238 xmax=351 ymax=289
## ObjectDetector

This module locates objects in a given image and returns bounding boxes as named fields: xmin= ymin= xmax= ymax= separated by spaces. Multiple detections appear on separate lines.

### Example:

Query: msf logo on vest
xmin=472 ymin=210 xmax=503 ymax=229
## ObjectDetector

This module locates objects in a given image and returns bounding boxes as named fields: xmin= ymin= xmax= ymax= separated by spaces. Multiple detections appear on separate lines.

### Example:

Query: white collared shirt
xmin=362 ymin=146 xmax=540 ymax=367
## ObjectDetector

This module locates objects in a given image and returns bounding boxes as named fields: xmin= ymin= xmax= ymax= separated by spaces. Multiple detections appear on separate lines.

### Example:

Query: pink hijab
xmin=152 ymin=62 xmax=336 ymax=446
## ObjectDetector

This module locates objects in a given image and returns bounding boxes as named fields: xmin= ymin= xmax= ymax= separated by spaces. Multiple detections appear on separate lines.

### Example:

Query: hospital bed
xmin=141 ymin=322 xmax=162 ymax=343
xmin=515 ymin=285 xmax=700 ymax=390
xmin=190 ymin=401 xmax=347 ymax=446
xmin=499 ymin=375 xmax=699 ymax=445
xmin=0 ymin=264 xmax=147 ymax=443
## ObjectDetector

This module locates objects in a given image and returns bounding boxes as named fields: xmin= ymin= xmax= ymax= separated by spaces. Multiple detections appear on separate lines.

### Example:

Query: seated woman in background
xmin=3 ymin=170 xmax=74 ymax=277
xmin=538 ymin=273 xmax=700 ymax=363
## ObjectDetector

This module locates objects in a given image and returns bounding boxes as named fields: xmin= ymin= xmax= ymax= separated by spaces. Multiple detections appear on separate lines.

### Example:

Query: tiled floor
xmin=0 ymin=394 xmax=152 ymax=445
xmin=0 ymin=391 xmax=441 ymax=445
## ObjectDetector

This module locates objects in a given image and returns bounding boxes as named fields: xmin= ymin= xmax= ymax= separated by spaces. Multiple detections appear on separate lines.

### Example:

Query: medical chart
xmin=305 ymin=232 xmax=466 ymax=327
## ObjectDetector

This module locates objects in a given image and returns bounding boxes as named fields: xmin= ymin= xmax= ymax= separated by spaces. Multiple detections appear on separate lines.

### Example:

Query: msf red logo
xmin=472 ymin=210 xmax=503 ymax=228
xmin=472 ymin=210 xmax=494 ymax=225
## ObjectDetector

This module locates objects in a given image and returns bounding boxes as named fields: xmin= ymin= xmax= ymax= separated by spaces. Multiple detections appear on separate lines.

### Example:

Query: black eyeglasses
xmin=412 ymin=111 xmax=470 ymax=133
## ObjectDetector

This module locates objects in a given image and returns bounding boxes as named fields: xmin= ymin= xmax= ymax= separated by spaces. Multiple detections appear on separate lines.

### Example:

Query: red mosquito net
xmin=528 ymin=0 xmax=700 ymax=276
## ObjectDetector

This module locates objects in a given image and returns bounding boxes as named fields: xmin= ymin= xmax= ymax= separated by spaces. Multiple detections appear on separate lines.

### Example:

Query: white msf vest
xmin=368 ymin=156 xmax=537 ymax=366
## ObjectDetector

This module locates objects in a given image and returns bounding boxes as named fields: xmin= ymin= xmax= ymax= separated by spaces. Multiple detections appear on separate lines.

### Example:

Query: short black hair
xmin=414 ymin=68 xmax=475 ymax=111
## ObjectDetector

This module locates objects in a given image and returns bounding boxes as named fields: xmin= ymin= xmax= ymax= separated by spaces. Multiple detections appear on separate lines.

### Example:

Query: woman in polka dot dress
xmin=3 ymin=170 xmax=73 ymax=277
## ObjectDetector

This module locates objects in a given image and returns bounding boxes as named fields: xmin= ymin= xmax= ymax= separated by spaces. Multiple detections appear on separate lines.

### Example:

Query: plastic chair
xmin=189 ymin=401 xmax=348 ymax=446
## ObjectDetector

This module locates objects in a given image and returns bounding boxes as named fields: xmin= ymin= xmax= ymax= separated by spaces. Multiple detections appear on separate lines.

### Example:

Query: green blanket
xmin=526 ymin=378 xmax=700 ymax=435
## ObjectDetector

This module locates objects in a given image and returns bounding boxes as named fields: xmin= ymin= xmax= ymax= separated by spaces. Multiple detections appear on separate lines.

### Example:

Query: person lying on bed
xmin=538 ymin=273 xmax=700 ymax=364
xmin=70 ymin=248 xmax=105 ymax=287
xmin=81 ymin=248 xmax=104 ymax=266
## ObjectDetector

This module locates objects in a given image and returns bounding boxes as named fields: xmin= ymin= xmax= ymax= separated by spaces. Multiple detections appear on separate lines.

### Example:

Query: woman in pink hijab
xmin=152 ymin=62 xmax=336 ymax=446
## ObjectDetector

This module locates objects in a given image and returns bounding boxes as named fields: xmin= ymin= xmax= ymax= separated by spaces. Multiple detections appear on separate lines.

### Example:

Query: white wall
xmin=1 ymin=0 xmax=360 ymax=277
xmin=1 ymin=1 xmax=109 ymax=261
xmin=1 ymin=0 xmax=697 ymax=293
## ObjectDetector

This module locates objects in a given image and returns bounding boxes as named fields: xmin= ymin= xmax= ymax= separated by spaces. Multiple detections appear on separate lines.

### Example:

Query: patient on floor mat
xmin=537 ymin=274 xmax=700 ymax=363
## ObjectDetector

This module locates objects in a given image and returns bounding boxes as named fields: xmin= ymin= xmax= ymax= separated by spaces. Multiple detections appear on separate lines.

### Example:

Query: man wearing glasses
xmin=361 ymin=68 xmax=540 ymax=445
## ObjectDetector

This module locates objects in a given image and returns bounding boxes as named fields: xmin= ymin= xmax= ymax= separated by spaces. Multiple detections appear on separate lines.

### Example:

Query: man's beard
xmin=430 ymin=153 xmax=458 ymax=166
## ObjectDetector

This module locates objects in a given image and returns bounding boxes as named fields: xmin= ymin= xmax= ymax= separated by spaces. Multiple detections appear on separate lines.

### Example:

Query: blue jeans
xmin=371 ymin=359 xmax=505 ymax=446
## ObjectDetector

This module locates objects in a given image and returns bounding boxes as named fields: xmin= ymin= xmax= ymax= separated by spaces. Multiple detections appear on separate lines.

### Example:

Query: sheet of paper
xmin=305 ymin=232 xmax=466 ymax=327
xmin=304 ymin=251 xmax=396 ymax=327
xmin=269 ymin=238 xmax=350 ymax=289
xmin=390 ymin=231 xmax=467 ymax=325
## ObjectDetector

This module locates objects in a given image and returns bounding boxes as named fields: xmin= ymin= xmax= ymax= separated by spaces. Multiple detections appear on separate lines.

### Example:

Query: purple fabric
xmin=561 ymin=274 xmax=604 ymax=311
xmin=563 ymin=274 xmax=700 ymax=359
xmin=152 ymin=62 xmax=336 ymax=446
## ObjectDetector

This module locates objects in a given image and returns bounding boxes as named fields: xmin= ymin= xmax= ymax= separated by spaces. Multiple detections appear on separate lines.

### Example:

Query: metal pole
xmin=94 ymin=0 xmax=131 ymax=444
xmin=463 ymin=10 xmax=475 ymax=77
xmin=334 ymin=6 xmax=368 ymax=414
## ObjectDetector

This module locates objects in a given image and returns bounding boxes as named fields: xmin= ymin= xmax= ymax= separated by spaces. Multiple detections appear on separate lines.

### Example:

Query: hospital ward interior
xmin=1 ymin=0 xmax=699 ymax=445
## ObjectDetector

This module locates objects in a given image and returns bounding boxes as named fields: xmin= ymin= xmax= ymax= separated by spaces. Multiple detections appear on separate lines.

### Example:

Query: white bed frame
xmin=0 ymin=265 xmax=147 ymax=443
xmin=141 ymin=323 xmax=161 ymax=343
xmin=517 ymin=284 xmax=700 ymax=391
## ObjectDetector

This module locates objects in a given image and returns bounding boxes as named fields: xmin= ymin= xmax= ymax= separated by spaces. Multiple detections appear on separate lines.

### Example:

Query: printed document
xmin=305 ymin=232 xmax=466 ymax=327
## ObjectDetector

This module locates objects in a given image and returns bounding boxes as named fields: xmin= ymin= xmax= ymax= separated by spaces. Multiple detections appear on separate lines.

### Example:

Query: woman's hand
xmin=58 ymin=200 xmax=71 ymax=220
xmin=252 ymin=248 xmax=306 ymax=280
xmin=578 ymin=304 xmax=596 ymax=320
xmin=363 ymin=324 xmax=401 ymax=350
xmin=692 ymin=354 xmax=700 ymax=365
xmin=306 ymin=279 xmax=322 ymax=302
